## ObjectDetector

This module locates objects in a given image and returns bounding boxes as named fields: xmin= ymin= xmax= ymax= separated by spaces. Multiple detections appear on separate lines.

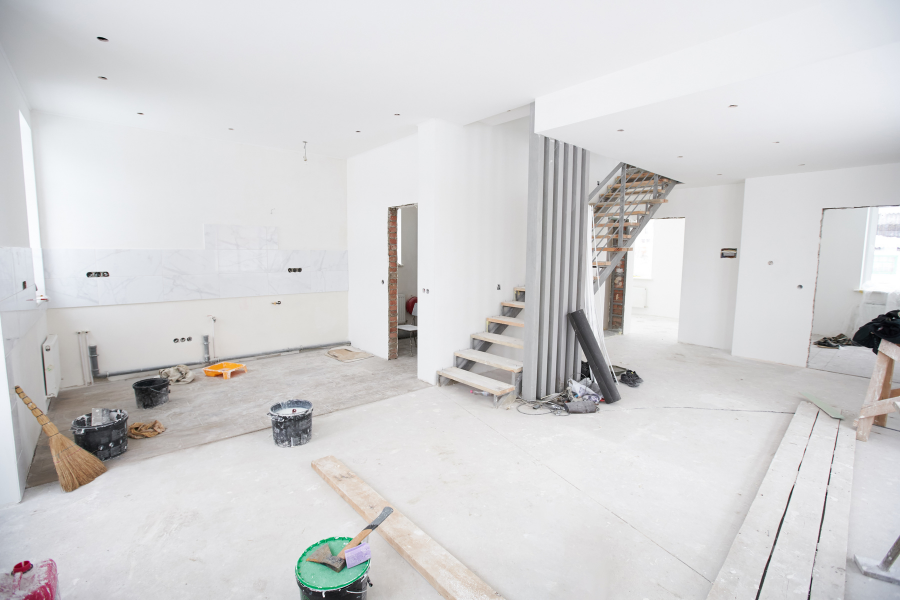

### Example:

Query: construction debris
xmin=159 ymin=364 xmax=195 ymax=384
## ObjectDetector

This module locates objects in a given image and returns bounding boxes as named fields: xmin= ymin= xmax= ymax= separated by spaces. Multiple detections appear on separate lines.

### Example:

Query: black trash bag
xmin=852 ymin=309 xmax=900 ymax=354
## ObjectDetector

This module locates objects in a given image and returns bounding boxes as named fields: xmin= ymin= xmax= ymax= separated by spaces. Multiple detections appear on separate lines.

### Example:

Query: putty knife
xmin=306 ymin=507 xmax=394 ymax=572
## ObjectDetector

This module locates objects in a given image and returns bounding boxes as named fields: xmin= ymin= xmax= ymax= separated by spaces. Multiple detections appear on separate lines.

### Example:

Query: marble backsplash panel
xmin=0 ymin=246 xmax=44 ymax=358
xmin=38 ymin=225 xmax=348 ymax=308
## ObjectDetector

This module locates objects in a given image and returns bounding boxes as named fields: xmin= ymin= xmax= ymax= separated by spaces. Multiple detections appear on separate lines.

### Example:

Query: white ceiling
xmin=536 ymin=0 xmax=900 ymax=186
xmin=0 ymin=0 xmax=822 ymax=159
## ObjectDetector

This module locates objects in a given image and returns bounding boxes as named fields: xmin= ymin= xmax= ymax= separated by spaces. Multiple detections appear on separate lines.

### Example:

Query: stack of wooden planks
xmin=706 ymin=401 xmax=855 ymax=600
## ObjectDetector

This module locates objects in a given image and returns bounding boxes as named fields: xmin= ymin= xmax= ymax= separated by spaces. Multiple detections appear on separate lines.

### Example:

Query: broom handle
xmin=14 ymin=386 xmax=61 ymax=437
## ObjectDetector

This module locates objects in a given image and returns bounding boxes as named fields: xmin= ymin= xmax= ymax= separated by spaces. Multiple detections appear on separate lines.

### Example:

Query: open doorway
xmin=808 ymin=205 xmax=900 ymax=381
xmin=389 ymin=204 xmax=418 ymax=361
xmin=614 ymin=217 xmax=686 ymax=340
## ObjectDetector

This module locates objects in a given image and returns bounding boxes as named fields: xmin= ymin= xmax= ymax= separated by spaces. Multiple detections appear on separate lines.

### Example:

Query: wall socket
xmin=172 ymin=336 xmax=193 ymax=343
xmin=288 ymin=267 xmax=303 ymax=273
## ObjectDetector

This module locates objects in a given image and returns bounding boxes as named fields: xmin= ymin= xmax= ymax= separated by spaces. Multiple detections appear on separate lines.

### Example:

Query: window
xmin=861 ymin=206 xmax=900 ymax=291
xmin=632 ymin=220 xmax=653 ymax=279
xmin=19 ymin=112 xmax=45 ymax=297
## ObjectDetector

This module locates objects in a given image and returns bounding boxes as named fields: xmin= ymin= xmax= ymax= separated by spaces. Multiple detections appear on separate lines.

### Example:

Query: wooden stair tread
xmin=513 ymin=286 xmax=525 ymax=293
xmin=593 ymin=261 xmax=611 ymax=266
xmin=596 ymin=247 xmax=633 ymax=252
xmin=487 ymin=315 xmax=524 ymax=328
xmin=596 ymin=210 xmax=650 ymax=216
xmin=454 ymin=349 xmax=523 ymax=372
xmin=471 ymin=332 xmax=524 ymax=349
xmin=438 ymin=367 xmax=514 ymax=395
xmin=501 ymin=300 xmax=525 ymax=309
xmin=593 ymin=199 xmax=668 ymax=207
xmin=596 ymin=234 xmax=632 ymax=238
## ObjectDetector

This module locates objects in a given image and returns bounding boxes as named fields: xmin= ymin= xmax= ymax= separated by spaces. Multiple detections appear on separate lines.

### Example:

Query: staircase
xmin=590 ymin=164 xmax=680 ymax=293
xmin=436 ymin=287 xmax=524 ymax=407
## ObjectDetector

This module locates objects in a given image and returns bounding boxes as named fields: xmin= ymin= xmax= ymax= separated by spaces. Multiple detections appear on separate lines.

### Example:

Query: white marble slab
xmin=204 ymin=224 xmax=218 ymax=251
xmin=160 ymin=250 xmax=217 ymax=277
xmin=325 ymin=270 xmax=349 ymax=293
xmin=265 ymin=227 xmax=278 ymax=250
xmin=160 ymin=275 xmax=220 ymax=302
xmin=303 ymin=270 xmax=325 ymax=294
xmin=239 ymin=249 xmax=267 ymax=273
xmin=12 ymin=247 xmax=33 ymax=290
xmin=99 ymin=276 xmax=166 ymax=305
xmin=42 ymin=248 xmax=97 ymax=279
xmin=0 ymin=248 xmax=17 ymax=302
xmin=321 ymin=250 xmax=348 ymax=271
xmin=217 ymin=226 xmax=266 ymax=250
xmin=46 ymin=277 xmax=100 ymax=308
xmin=219 ymin=273 xmax=269 ymax=298
xmin=95 ymin=249 xmax=163 ymax=277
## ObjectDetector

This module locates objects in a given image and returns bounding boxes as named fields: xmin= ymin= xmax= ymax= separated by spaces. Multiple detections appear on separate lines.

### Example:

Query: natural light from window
xmin=861 ymin=205 xmax=900 ymax=292
xmin=19 ymin=112 xmax=46 ymax=298
xmin=632 ymin=221 xmax=653 ymax=279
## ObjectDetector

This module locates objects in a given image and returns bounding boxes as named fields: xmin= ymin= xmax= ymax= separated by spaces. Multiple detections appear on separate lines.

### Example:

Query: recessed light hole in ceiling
xmin=616 ymin=129 xmax=624 ymax=132
xmin=137 ymin=112 xmax=143 ymax=115
xmin=98 ymin=76 xmax=107 ymax=80
xmin=97 ymin=37 xmax=108 ymax=42
xmin=728 ymin=104 xmax=738 ymax=108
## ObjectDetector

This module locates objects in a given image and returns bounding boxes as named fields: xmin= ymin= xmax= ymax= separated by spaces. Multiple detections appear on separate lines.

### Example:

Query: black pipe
xmin=567 ymin=309 xmax=621 ymax=403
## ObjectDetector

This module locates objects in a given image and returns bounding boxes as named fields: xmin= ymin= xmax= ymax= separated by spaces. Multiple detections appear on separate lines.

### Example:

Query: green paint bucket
xmin=295 ymin=537 xmax=370 ymax=599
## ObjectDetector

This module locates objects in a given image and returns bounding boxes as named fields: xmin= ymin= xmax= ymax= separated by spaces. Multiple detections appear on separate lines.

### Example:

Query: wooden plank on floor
xmin=311 ymin=456 xmax=506 ymax=600
xmin=758 ymin=413 xmax=840 ymax=600
xmin=809 ymin=419 xmax=856 ymax=600
xmin=706 ymin=401 xmax=819 ymax=600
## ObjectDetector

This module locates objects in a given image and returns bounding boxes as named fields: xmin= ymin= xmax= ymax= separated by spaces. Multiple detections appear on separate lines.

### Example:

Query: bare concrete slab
xmin=26 ymin=350 xmax=427 ymax=488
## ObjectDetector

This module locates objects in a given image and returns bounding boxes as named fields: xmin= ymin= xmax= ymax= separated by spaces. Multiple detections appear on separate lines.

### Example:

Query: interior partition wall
xmin=523 ymin=104 xmax=590 ymax=401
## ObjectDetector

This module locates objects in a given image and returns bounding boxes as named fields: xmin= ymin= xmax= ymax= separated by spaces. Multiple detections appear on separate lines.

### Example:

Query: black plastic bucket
xmin=132 ymin=378 xmax=169 ymax=409
xmin=295 ymin=537 xmax=369 ymax=599
xmin=71 ymin=410 xmax=129 ymax=461
xmin=269 ymin=400 xmax=313 ymax=448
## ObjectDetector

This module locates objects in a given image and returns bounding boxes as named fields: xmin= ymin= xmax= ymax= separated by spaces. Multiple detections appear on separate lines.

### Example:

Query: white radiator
xmin=398 ymin=293 xmax=407 ymax=324
xmin=43 ymin=334 xmax=60 ymax=398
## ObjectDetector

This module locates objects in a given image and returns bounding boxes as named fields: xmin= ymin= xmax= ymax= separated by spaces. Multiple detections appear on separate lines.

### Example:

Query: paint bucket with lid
xmin=296 ymin=537 xmax=370 ymax=599
xmin=71 ymin=409 xmax=129 ymax=460
xmin=269 ymin=400 xmax=313 ymax=448
xmin=132 ymin=378 xmax=170 ymax=409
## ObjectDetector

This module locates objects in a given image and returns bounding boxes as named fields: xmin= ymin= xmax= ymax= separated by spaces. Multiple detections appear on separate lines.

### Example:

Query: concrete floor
xmin=808 ymin=333 xmax=900 ymax=384
xmin=1 ymin=316 xmax=898 ymax=599
xmin=27 ymin=348 xmax=427 ymax=487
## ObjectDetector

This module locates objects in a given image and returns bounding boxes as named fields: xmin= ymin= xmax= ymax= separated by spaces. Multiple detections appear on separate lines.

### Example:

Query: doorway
xmin=389 ymin=204 xmax=418 ymax=360
xmin=808 ymin=206 xmax=900 ymax=382
xmin=607 ymin=218 xmax=685 ymax=340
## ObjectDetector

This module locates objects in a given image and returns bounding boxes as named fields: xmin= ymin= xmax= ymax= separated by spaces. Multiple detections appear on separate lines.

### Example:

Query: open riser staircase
xmin=436 ymin=157 xmax=678 ymax=406
xmin=590 ymin=163 xmax=680 ymax=293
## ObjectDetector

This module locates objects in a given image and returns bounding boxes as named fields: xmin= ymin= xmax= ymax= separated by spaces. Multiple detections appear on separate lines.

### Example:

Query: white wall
xmin=810 ymin=207 xmax=868 ymax=336
xmin=347 ymin=134 xmax=418 ymax=359
xmin=655 ymin=183 xmax=744 ymax=350
xmin=348 ymin=118 xmax=529 ymax=381
xmin=398 ymin=205 xmax=418 ymax=323
xmin=33 ymin=113 xmax=349 ymax=385
xmin=733 ymin=163 xmax=900 ymax=367
xmin=632 ymin=218 xmax=686 ymax=319
xmin=0 ymin=47 xmax=48 ymax=504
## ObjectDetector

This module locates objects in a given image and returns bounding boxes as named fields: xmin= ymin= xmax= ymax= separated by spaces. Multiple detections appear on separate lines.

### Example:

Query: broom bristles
xmin=49 ymin=433 xmax=107 ymax=493
xmin=14 ymin=385 xmax=106 ymax=493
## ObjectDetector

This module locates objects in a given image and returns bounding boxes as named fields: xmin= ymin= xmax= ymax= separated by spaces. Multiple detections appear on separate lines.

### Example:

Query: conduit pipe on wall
xmin=76 ymin=331 xmax=93 ymax=386
xmin=96 ymin=341 xmax=350 ymax=379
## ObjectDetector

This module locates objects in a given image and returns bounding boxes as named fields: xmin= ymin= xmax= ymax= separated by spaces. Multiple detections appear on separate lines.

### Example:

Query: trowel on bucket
xmin=306 ymin=507 xmax=394 ymax=572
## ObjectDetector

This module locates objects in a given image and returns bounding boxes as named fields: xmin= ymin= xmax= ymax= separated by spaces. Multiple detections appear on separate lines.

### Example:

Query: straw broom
xmin=15 ymin=386 xmax=106 ymax=492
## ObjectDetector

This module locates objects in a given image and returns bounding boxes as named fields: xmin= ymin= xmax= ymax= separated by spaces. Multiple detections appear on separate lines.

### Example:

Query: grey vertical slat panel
xmin=537 ymin=139 xmax=555 ymax=398
xmin=566 ymin=148 xmax=584 ymax=382
xmin=556 ymin=144 xmax=573 ymax=391
xmin=574 ymin=149 xmax=590 ymax=377
xmin=523 ymin=104 xmax=545 ymax=401
xmin=546 ymin=141 xmax=564 ymax=397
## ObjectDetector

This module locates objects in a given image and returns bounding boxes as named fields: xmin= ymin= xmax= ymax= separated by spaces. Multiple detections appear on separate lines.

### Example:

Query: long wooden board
xmin=706 ymin=402 xmax=819 ymax=600
xmin=758 ymin=414 xmax=840 ymax=599
xmin=311 ymin=456 xmax=506 ymax=600
xmin=809 ymin=420 xmax=856 ymax=600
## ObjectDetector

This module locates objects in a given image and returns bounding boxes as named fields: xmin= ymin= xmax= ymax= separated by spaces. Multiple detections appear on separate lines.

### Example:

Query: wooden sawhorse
xmin=857 ymin=339 xmax=900 ymax=441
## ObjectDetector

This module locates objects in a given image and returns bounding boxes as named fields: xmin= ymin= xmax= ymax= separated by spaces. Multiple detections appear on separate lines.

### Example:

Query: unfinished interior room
xmin=1 ymin=1 xmax=899 ymax=598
